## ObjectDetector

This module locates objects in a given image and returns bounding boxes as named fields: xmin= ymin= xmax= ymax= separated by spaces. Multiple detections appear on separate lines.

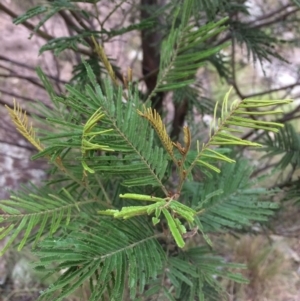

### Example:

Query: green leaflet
xmin=162 ymin=209 xmax=185 ymax=248
xmin=120 ymin=193 xmax=166 ymax=202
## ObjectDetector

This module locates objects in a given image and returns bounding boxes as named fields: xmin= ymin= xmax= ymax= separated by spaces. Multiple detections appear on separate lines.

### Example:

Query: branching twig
xmin=0 ymin=73 xmax=45 ymax=89
xmin=243 ymin=82 xmax=300 ymax=99
xmin=0 ymin=89 xmax=37 ymax=103
xmin=0 ymin=55 xmax=68 ymax=84
xmin=0 ymin=2 xmax=91 ymax=56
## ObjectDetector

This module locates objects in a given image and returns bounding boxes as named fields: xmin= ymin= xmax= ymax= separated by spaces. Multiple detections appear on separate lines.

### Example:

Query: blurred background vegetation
xmin=0 ymin=0 xmax=299 ymax=300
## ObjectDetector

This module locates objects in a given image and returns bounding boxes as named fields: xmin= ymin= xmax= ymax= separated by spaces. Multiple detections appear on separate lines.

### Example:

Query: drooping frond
xmin=260 ymin=123 xmax=300 ymax=169
xmin=143 ymin=245 xmax=246 ymax=300
xmin=5 ymin=100 xmax=43 ymax=151
xmin=34 ymin=217 xmax=164 ymax=301
xmin=233 ymin=22 xmax=288 ymax=63
xmin=189 ymin=89 xmax=292 ymax=174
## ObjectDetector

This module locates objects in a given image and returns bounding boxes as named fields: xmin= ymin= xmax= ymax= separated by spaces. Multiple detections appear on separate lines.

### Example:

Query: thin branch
xmin=251 ymin=8 xmax=300 ymax=29
xmin=243 ymin=82 xmax=300 ymax=98
xmin=0 ymin=2 xmax=92 ymax=56
xmin=216 ymin=6 xmax=300 ymax=47
xmin=229 ymin=36 xmax=245 ymax=99
xmin=0 ymin=89 xmax=37 ymax=103
xmin=70 ymin=10 xmax=90 ymax=31
xmin=251 ymin=162 xmax=278 ymax=178
xmin=248 ymin=3 xmax=293 ymax=25
xmin=58 ymin=10 xmax=125 ymax=84
xmin=59 ymin=10 xmax=83 ymax=33
xmin=0 ymin=73 xmax=45 ymax=89
xmin=0 ymin=2 xmax=54 ymax=40
xmin=0 ymin=55 xmax=68 ymax=84
xmin=101 ymin=0 xmax=127 ymax=27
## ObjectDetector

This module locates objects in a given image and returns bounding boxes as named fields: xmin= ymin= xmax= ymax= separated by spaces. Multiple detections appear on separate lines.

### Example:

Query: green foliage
xmin=1 ymin=65 xmax=290 ymax=298
xmin=1 ymin=0 xmax=296 ymax=300
xmin=34 ymin=217 xmax=165 ymax=301
xmin=232 ymin=23 xmax=287 ymax=63
xmin=154 ymin=3 xmax=229 ymax=95
xmin=184 ymin=160 xmax=279 ymax=233
xmin=260 ymin=123 xmax=300 ymax=204
xmin=261 ymin=123 xmax=300 ymax=169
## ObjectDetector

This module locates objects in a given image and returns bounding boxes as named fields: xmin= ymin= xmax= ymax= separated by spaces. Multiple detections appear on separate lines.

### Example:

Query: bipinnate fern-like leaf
xmin=82 ymin=63 xmax=169 ymax=192
xmin=0 ymin=184 xmax=98 ymax=255
xmin=167 ymin=249 xmax=247 ymax=300
xmin=147 ymin=1 xmax=229 ymax=99
xmin=19 ymin=65 xmax=169 ymax=192
xmin=13 ymin=1 xmax=75 ymax=38
xmin=183 ymin=160 xmax=279 ymax=233
xmin=1 ymin=0 xmax=296 ymax=300
xmin=190 ymin=89 xmax=292 ymax=174
xmin=34 ymin=217 xmax=164 ymax=301
xmin=260 ymin=123 xmax=300 ymax=168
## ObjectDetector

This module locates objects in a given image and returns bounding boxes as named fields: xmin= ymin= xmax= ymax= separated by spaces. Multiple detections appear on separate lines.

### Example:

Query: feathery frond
xmin=184 ymin=160 xmax=279 ymax=232
xmin=0 ymin=184 xmax=100 ymax=255
xmin=82 ymin=63 xmax=169 ymax=191
xmin=137 ymin=106 xmax=174 ymax=158
xmin=14 ymin=1 xmax=75 ymax=36
xmin=1 ymin=0 xmax=297 ymax=299
xmin=233 ymin=22 xmax=288 ymax=63
xmin=189 ymin=89 xmax=292 ymax=174
xmin=168 ymin=247 xmax=247 ymax=300
xmin=34 ymin=217 xmax=164 ymax=301
xmin=147 ymin=0 xmax=229 ymax=100
xmin=39 ymin=34 xmax=90 ymax=55
xmin=260 ymin=123 xmax=300 ymax=169
xmin=5 ymin=100 xmax=43 ymax=151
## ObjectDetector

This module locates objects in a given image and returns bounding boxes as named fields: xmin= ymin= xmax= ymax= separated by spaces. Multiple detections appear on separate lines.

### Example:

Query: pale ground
xmin=0 ymin=0 xmax=73 ymax=201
